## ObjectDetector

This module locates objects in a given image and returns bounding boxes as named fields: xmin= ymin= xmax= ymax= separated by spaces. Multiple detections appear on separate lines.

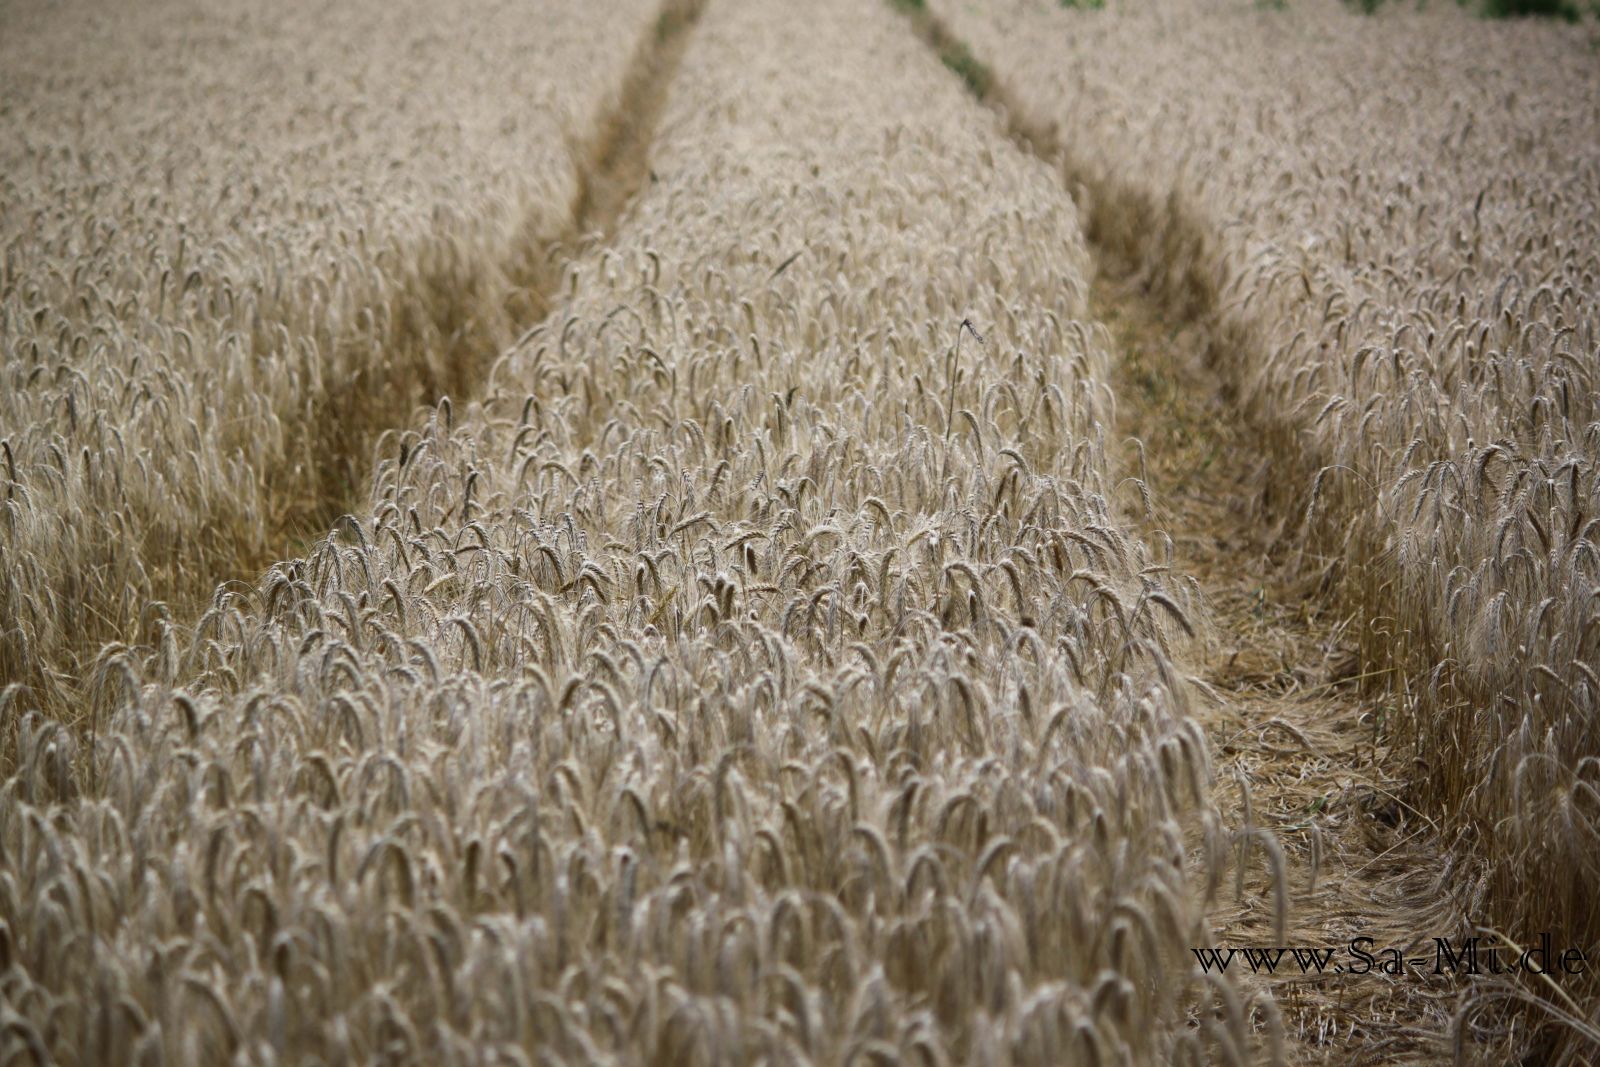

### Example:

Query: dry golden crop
xmin=0 ymin=0 xmax=662 ymax=719
xmin=926 ymin=0 xmax=1600 ymax=1054
xmin=0 ymin=0 xmax=1281 ymax=1063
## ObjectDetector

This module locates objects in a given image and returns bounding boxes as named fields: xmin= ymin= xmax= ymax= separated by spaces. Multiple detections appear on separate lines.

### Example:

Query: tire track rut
xmin=1097 ymin=272 xmax=1476 ymax=1065
xmin=895 ymin=3 xmax=1479 ymax=1061
xmin=264 ymin=0 xmax=703 ymax=563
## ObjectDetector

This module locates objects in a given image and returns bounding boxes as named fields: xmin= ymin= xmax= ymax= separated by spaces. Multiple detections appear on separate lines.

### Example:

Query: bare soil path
xmin=1092 ymin=270 xmax=1487 ymax=1065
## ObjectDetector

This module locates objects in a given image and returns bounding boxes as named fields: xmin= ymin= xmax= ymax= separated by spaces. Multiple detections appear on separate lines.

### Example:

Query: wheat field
xmin=922 ymin=0 xmax=1600 ymax=1057
xmin=0 ymin=0 xmax=661 ymax=715
xmin=2 ymin=0 xmax=1597 ymax=1063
